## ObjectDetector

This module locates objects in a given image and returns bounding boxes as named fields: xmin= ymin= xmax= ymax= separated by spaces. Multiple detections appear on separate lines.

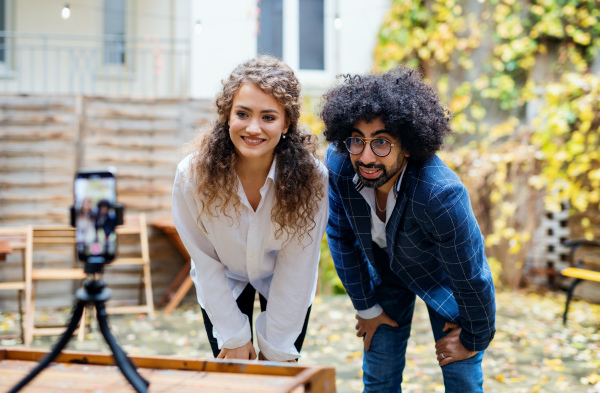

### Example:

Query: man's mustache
xmin=355 ymin=162 xmax=385 ymax=170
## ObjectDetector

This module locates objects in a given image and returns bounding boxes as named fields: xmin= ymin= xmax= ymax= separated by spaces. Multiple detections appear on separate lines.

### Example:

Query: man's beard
xmin=354 ymin=156 xmax=404 ymax=189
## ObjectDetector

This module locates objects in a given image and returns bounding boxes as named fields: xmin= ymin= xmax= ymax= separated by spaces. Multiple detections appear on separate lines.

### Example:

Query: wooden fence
xmin=0 ymin=94 xmax=214 ymax=310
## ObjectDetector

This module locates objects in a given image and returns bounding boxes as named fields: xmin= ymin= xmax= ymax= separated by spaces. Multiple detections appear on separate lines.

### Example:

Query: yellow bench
xmin=559 ymin=239 xmax=600 ymax=325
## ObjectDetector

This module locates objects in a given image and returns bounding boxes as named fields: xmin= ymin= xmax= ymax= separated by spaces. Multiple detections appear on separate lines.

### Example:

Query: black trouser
xmin=200 ymin=283 xmax=311 ymax=358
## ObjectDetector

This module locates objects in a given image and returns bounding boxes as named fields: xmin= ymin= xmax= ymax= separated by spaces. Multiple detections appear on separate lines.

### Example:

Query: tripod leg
xmin=8 ymin=299 xmax=86 ymax=393
xmin=95 ymin=301 xmax=150 ymax=392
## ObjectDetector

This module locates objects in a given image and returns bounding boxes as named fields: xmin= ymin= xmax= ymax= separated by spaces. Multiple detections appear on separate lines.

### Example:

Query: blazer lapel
xmin=341 ymin=176 xmax=375 ymax=264
xmin=386 ymin=165 xmax=413 ymax=258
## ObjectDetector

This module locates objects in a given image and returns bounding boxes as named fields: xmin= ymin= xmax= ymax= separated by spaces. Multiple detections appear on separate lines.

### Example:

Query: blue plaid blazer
xmin=325 ymin=144 xmax=496 ymax=351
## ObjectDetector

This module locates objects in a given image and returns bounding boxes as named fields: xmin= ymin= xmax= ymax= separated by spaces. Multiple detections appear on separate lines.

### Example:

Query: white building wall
xmin=188 ymin=0 xmax=391 ymax=99
xmin=2 ymin=0 xmax=391 ymax=98
xmin=189 ymin=0 xmax=258 ymax=99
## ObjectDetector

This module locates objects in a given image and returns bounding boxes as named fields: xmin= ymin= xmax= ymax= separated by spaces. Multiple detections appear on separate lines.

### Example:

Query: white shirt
xmin=172 ymin=154 xmax=329 ymax=361
xmin=353 ymin=165 xmax=406 ymax=319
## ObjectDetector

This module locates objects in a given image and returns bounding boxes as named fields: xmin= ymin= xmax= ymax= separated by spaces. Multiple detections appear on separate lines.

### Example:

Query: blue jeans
xmin=362 ymin=282 xmax=485 ymax=392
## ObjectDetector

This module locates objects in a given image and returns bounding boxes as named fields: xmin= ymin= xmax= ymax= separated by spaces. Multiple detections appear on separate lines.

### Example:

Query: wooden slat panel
xmin=0 ymin=95 xmax=78 ymax=309
xmin=0 ymin=94 xmax=214 ymax=309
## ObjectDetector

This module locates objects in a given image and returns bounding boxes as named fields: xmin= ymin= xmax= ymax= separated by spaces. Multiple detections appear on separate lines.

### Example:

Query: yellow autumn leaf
xmin=494 ymin=374 xmax=506 ymax=383
xmin=449 ymin=95 xmax=471 ymax=113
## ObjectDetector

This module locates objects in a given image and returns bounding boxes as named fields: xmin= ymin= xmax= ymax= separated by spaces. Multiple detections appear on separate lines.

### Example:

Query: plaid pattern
xmin=325 ymin=145 xmax=496 ymax=351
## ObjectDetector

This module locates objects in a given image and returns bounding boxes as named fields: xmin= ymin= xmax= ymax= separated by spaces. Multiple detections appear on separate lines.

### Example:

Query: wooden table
xmin=0 ymin=348 xmax=336 ymax=392
xmin=152 ymin=218 xmax=194 ymax=315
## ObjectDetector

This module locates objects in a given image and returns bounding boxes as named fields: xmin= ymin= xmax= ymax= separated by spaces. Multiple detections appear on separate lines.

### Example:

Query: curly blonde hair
xmin=187 ymin=56 xmax=324 ymax=243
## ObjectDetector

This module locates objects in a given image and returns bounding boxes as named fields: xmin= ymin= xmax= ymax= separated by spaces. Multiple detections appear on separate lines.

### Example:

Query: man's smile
xmin=358 ymin=166 xmax=383 ymax=179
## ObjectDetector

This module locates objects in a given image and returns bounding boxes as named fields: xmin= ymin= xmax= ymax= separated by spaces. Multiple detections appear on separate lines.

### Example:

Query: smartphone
xmin=74 ymin=168 xmax=118 ymax=264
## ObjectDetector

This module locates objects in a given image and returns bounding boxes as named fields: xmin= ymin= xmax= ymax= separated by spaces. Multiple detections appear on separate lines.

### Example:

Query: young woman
xmin=172 ymin=56 xmax=328 ymax=362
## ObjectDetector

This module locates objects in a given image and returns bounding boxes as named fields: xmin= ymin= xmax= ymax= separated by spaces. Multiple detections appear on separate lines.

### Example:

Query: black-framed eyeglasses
xmin=344 ymin=137 xmax=398 ymax=157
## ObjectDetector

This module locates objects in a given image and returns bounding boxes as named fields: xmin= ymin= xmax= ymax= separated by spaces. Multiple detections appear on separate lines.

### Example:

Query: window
xmin=103 ymin=0 xmax=126 ymax=64
xmin=257 ymin=0 xmax=283 ymax=59
xmin=299 ymin=0 xmax=324 ymax=70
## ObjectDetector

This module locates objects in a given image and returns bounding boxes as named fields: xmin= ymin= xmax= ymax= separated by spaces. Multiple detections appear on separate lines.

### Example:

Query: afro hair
xmin=320 ymin=66 xmax=452 ymax=164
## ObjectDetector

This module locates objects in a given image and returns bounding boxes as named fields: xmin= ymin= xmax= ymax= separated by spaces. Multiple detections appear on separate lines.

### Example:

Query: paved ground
xmin=1 ymin=290 xmax=599 ymax=392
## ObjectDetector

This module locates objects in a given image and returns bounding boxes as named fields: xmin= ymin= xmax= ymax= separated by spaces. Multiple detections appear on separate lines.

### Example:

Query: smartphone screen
xmin=74 ymin=169 xmax=117 ymax=264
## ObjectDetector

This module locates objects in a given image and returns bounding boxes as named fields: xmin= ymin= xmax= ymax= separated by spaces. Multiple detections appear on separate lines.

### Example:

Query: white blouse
xmin=172 ymin=154 xmax=329 ymax=361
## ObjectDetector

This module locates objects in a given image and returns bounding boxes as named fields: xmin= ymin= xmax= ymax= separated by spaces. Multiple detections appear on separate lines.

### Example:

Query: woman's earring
xmin=282 ymin=134 xmax=286 ymax=139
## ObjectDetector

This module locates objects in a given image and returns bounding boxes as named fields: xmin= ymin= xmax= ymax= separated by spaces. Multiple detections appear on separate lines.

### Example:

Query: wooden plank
xmin=118 ymin=185 xmax=173 ymax=196
xmin=0 ymin=209 xmax=71 ymax=219
xmin=0 ymin=96 xmax=76 ymax=110
xmin=85 ymin=104 xmax=182 ymax=121
xmin=87 ymin=119 xmax=181 ymax=134
xmin=1 ymin=348 xmax=325 ymax=376
xmin=0 ymin=124 xmax=76 ymax=139
xmin=83 ymin=155 xmax=178 ymax=166
xmin=0 ymin=112 xmax=78 ymax=126
xmin=115 ymin=198 xmax=171 ymax=211
xmin=0 ymin=195 xmax=70 ymax=203
xmin=0 ymin=164 xmax=74 ymax=173
xmin=0 ymin=364 xmax=303 ymax=393
xmin=0 ymin=172 xmax=74 ymax=184
xmin=84 ymin=137 xmax=182 ymax=150
xmin=111 ymin=257 xmax=144 ymax=265
xmin=0 ymin=201 xmax=73 ymax=210
xmin=117 ymin=171 xmax=177 ymax=181
xmin=31 ymin=269 xmax=85 ymax=280
xmin=0 ymin=282 xmax=25 ymax=290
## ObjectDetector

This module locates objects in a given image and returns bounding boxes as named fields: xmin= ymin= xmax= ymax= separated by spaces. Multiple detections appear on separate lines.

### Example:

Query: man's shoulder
xmin=325 ymin=144 xmax=355 ymax=179
xmin=409 ymin=155 xmax=465 ymax=200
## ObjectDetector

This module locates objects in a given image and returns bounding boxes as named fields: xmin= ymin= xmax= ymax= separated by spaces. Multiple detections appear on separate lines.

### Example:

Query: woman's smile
xmin=241 ymin=136 xmax=267 ymax=145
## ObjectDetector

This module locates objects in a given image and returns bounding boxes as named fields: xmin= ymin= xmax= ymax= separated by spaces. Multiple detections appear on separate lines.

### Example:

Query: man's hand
xmin=355 ymin=311 xmax=399 ymax=351
xmin=217 ymin=341 xmax=257 ymax=360
xmin=435 ymin=322 xmax=477 ymax=366
xmin=258 ymin=352 xmax=297 ymax=363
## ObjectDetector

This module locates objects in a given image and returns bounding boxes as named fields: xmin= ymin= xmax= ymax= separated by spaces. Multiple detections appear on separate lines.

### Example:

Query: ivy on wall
xmin=373 ymin=0 xmax=600 ymax=287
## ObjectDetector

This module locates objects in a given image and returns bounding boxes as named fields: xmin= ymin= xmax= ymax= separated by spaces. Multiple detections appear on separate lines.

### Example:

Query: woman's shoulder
xmin=175 ymin=153 xmax=199 ymax=188
xmin=312 ymin=155 xmax=327 ymax=175
xmin=177 ymin=153 xmax=195 ymax=172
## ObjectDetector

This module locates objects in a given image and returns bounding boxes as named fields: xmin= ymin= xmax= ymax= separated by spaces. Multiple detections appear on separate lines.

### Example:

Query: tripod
xmin=9 ymin=266 xmax=150 ymax=393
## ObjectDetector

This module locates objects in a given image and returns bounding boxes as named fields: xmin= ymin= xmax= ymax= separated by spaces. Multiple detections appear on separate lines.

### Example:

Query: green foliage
xmin=318 ymin=235 xmax=347 ymax=295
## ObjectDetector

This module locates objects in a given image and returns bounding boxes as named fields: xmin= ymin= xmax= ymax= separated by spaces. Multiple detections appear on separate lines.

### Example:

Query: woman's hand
xmin=217 ymin=341 xmax=257 ymax=360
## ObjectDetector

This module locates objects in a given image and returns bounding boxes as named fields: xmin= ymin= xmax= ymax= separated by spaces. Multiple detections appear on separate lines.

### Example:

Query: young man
xmin=321 ymin=67 xmax=496 ymax=392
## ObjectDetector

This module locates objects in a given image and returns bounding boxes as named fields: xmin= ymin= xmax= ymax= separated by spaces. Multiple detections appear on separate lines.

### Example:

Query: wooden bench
xmin=0 ymin=348 xmax=336 ymax=392
xmin=559 ymin=239 xmax=600 ymax=325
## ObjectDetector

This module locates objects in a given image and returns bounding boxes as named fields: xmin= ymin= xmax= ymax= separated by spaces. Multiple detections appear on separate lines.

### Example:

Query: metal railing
xmin=0 ymin=32 xmax=190 ymax=98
